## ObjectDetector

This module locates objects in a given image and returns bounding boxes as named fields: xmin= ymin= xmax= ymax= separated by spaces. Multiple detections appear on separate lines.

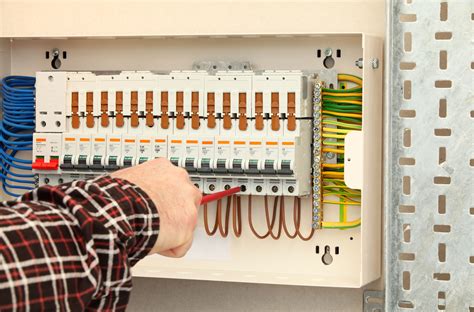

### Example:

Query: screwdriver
xmin=200 ymin=186 xmax=242 ymax=205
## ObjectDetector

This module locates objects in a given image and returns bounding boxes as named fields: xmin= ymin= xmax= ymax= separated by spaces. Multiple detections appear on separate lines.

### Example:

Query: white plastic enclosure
xmin=1 ymin=33 xmax=382 ymax=288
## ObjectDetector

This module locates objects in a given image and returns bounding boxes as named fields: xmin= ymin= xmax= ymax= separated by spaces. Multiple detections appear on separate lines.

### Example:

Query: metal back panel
xmin=386 ymin=0 xmax=473 ymax=310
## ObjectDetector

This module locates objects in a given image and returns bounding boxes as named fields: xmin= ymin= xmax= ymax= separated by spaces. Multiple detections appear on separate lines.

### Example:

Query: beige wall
xmin=0 ymin=0 xmax=385 ymax=38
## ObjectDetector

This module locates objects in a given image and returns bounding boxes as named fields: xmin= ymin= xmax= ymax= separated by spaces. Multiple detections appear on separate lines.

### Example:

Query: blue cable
xmin=1 ymin=76 xmax=36 ymax=197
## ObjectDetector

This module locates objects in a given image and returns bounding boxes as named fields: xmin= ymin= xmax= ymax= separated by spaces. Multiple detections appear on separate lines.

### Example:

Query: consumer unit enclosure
xmin=2 ymin=32 xmax=382 ymax=288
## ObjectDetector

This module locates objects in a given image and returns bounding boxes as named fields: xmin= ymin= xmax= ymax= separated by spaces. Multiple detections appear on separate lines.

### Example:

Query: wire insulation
xmin=0 ymin=76 xmax=36 ymax=197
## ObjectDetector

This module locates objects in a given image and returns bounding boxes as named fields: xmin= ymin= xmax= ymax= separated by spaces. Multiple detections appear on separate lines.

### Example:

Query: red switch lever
xmin=32 ymin=158 xmax=59 ymax=170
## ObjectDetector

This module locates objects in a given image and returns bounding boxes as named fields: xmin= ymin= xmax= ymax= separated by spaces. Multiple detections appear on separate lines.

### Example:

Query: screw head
xmin=288 ymin=186 xmax=295 ymax=193
xmin=272 ymin=186 xmax=279 ymax=193
xmin=326 ymin=152 xmax=335 ymax=160
xmin=224 ymin=184 xmax=230 ymax=190
xmin=324 ymin=48 xmax=333 ymax=57
xmin=256 ymin=185 xmax=263 ymax=193
xmin=371 ymin=58 xmax=380 ymax=69
xmin=355 ymin=58 xmax=363 ymax=69
xmin=209 ymin=184 xmax=215 ymax=191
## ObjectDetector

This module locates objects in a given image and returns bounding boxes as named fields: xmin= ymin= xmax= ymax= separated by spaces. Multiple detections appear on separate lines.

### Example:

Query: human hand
xmin=111 ymin=158 xmax=202 ymax=257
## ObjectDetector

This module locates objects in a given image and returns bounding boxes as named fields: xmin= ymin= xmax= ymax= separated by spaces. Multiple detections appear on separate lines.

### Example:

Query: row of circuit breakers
xmin=33 ymin=70 xmax=314 ymax=196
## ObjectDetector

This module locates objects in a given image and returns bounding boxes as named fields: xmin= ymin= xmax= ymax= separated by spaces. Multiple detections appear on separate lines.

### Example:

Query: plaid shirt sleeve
xmin=0 ymin=175 xmax=160 ymax=312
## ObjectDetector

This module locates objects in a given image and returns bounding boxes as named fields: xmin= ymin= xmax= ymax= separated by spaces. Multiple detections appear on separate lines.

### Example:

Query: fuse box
xmin=2 ymin=32 xmax=382 ymax=288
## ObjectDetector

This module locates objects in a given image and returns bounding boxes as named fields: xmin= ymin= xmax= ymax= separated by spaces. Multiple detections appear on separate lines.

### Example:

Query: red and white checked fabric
xmin=0 ymin=176 xmax=159 ymax=311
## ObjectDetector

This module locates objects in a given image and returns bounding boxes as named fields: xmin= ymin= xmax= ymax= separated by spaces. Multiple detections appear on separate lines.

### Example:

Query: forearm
xmin=0 ymin=175 xmax=159 ymax=311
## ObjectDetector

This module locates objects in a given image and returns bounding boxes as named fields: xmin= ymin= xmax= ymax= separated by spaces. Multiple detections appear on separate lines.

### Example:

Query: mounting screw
xmin=371 ymin=58 xmax=380 ymax=69
xmin=324 ymin=48 xmax=333 ymax=57
xmin=355 ymin=58 xmax=363 ymax=69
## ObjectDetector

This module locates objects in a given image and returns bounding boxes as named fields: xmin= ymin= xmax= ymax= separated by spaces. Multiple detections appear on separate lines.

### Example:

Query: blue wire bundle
xmin=0 ymin=76 xmax=36 ymax=198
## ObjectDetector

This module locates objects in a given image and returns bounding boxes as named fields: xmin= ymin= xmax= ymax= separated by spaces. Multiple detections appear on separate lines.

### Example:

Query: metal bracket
xmin=363 ymin=290 xmax=384 ymax=312
xmin=192 ymin=61 xmax=252 ymax=73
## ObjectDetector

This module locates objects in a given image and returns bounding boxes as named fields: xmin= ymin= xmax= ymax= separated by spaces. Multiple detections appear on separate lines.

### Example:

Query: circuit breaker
xmin=33 ymin=70 xmax=314 ymax=196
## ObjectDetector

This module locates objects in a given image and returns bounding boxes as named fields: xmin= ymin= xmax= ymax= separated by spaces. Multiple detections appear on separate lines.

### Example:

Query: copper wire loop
xmin=204 ymin=195 xmax=315 ymax=240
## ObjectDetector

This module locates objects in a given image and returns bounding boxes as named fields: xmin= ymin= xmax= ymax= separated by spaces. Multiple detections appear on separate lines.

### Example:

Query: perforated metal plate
xmin=385 ymin=0 xmax=473 ymax=311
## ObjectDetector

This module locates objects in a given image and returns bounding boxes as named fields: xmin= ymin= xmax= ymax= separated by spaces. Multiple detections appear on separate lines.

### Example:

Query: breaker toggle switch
xmin=229 ymin=159 xmax=244 ymax=174
xmin=60 ymin=155 xmax=74 ymax=170
xmin=75 ymin=155 xmax=89 ymax=170
xmin=198 ymin=158 xmax=213 ymax=174
xmin=262 ymin=159 xmax=277 ymax=174
xmin=105 ymin=156 xmax=120 ymax=171
xmin=278 ymin=159 xmax=293 ymax=175
xmin=33 ymin=156 xmax=60 ymax=170
xmin=90 ymin=155 xmax=104 ymax=170
xmin=185 ymin=157 xmax=197 ymax=172
xmin=123 ymin=156 xmax=134 ymax=167
xmin=214 ymin=159 xmax=228 ymax=174
xmin=170 ymin=157 xmax=180 ymax=167
xmin=247 ymin=159 xmax=260 ymax=174
xmin=138 ymin=157 xmax=149 ymax=164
